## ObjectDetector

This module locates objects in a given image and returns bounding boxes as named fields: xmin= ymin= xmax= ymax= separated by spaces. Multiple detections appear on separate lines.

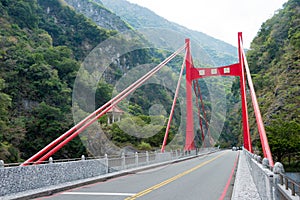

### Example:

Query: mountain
xmin=64 ymin=0 xmax=242 ymax=150
xmin=82 ymin=0 xmax=239 ymax=67
xmin=0 ymin=0 xmax=228 ymax=163
xmin=247 ymin=0 xmax=299 ymax=124
xmin=64 ymin=0 xmax=132 ymax=32
xmin=0 ymin=0 xmax=181 ymax=162
xmin=0 ymin=0 xmax=128 ymax=161
xmin=0 ymin=0 xmax=144 ymax=162
xmin=248 ymin=0 xmax=300 ymax=162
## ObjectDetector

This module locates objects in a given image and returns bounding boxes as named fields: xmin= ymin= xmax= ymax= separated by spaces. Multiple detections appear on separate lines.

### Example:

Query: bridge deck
xmin=32 ymin=151 xmax=238 ymax=200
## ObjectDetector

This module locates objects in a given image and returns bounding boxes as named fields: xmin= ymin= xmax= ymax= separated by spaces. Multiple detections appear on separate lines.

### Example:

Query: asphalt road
xmin=36 ymin=150 xmax=239 ymax=200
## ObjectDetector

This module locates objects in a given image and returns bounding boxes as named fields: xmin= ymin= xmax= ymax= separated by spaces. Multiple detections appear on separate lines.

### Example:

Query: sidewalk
xmin=231 ymin=151 xmax=261 ymax=200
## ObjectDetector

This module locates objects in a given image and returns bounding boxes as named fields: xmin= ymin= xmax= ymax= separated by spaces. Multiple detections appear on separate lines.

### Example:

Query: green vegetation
xmin=37 ymin=0 xmax=117 ymax=60
xmin=0 ymin=0 xmax=180 ymax=162
xmin=0 ymin=0 xmax=101 ymax=161
xmin=102 ymin=114 xmax=176 ymax=150
xmin=0 ymin=0 xmax=127 ymax=161
xmin=0 ymin=0 xmax=298 ymax=172
xmin=246 ymin=0 xmax=300 ymax=170
xmin=266 ymin=119 xmax=300 ymax=171
xmin=64 ymin=0 xmax=132 ymax=32
xmin=216 ymin=0 xmax=300 ymax=172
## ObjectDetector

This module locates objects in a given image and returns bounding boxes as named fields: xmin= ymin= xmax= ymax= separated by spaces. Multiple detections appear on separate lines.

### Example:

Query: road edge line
xmin=219 ymin=151 xmax=240 ymax=200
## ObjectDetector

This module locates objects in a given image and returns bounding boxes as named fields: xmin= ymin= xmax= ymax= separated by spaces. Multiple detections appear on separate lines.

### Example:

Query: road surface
xmin=37 ymin=150 xmax=239 ymax=200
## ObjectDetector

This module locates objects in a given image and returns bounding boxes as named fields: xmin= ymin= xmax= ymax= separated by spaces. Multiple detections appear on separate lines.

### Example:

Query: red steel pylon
xmin=183 ymin=34 xmax=253 ymax=153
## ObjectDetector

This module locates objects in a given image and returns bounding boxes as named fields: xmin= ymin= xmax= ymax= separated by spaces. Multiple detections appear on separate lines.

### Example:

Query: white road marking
xmin=62 ymin=192 xmax=135 ymax=196
xmin=136 ymin=165 xmax=169 ymax=174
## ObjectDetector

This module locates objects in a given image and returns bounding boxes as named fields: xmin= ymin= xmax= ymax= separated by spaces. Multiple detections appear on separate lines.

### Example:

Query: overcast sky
xmin=127 ymin=0 xmax=288 ymax=48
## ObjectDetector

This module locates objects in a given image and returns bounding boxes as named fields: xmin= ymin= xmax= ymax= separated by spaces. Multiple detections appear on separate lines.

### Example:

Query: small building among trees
xmin=107 ymin=105 xmax=124 ymax=124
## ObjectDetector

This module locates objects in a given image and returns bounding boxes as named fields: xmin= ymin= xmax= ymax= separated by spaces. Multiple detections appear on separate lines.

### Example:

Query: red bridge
xmin=22 ymin=32 xmax=273 ymax=167
xmin=2 ymin=33 xmax=298 ymax=200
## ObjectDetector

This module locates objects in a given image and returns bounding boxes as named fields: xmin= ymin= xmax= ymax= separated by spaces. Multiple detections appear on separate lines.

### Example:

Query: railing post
xmin=264 ymin=169 xmax=274 ymax=200
xmin=0 ymin=160 xmax=4 ymax=168
xmin=291 ymin=183 xmax=295 ymax=196
xmin=104 ymin=154 xmax=108 ymax=173
xmin=257 ymin=155 xmax=262 ymax=163
xmin=146 ymin=151 xmax=149 ymax=165
xmin=121 ymin=152 xmax=125 ymax=170
xmin=135 ymin=152 xmax=138 ymax=167
xmin=273 ymin=162 xmax=285 ymax=200
xmin=280 ymin=174 xmax=284 ymax=185
xmin=49 ymin=157 xmax=53 ymax=164
xmin=262 ymin=158 xmax=269 ymax=168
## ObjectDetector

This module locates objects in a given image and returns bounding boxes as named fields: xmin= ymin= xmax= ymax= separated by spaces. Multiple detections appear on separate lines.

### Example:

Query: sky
xmin=127 ymin=0 xmax=288 ymax=48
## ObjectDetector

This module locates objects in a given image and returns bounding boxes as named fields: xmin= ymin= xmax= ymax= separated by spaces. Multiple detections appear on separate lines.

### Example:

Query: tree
xmin=0 ymin=78 xmax=22 ymax=162
xmin=0 ymin=78 xmax=11 ymax=136
xmin=20 ymin=102 xmax=86 ymax=159
xmin=266 ymin=119 xmax=300 ymax=163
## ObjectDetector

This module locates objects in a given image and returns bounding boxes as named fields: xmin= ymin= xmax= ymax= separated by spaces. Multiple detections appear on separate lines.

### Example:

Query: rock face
xmin=67 ymin=0 xmax=238 ymax=66
xmin=64 ymin=0 xmax=131 ymax=32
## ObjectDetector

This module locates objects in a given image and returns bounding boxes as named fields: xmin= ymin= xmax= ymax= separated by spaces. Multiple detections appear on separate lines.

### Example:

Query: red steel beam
xmin=195 ymin=80 xmax=211 ymax=147
xmin=238 ymin=32 xmax=274 ymax=166
xmin=161 ymin=49 xmax=186 ymax=152
xmin=238 ymin=33 xmax=252 ymax=153
xmin=184 ymin=38 xmax=195 ymax=151
xmin=191 ymin=63 xmax=241 ymax=79
xmin=193 ymin=80 xmax=205 ymax=146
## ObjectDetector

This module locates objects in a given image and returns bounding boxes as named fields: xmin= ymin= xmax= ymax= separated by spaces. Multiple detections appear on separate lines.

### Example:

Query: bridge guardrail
xmin=243 ymin=149 xmax=300 ymax=200
xmin=0 ymin=147 xmax=218 ymax=199
xmin=278 ymin=173 xmax=300 ymax=198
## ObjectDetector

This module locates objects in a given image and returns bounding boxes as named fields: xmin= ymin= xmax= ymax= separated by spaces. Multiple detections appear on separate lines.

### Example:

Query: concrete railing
xmin=244 ymin=150 xmax=300 ymax=200
xmin=0 ymin=148 xmax=218 ymax=198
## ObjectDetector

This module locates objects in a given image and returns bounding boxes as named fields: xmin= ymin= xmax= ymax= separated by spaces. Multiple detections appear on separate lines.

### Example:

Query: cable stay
xmin=189 ymin=53 xmax=211 ymax=148
xmin=193 ymin=80 xmax=205 ymax=146
xmin=192 ymin=79 xmax=211 ymax=148
xmin=161 ymin=47 xmax=187 ymax=152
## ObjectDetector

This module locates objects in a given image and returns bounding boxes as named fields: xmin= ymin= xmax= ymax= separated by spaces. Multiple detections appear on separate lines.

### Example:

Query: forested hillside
xmin=247 ymin=0 xmax=299 ymax=170
xmin=0 ymin=0 xmax=148 ymax=162
xmin=0 ymin=0 xmax=118 ymax=162
xmin=0 ymin=0 xmax=180 ymax=162
xmin=222 ymin=0 xmax=299 ymax=170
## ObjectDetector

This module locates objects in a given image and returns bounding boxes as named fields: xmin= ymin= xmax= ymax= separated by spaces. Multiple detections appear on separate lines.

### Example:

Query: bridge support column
xmin=185 ymin=39 xmax=195 ymax=151
xmin=239 ymin=68 xmax=252 ymax=152
xmin=238 ymin=33 xmax=253 ymax=152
